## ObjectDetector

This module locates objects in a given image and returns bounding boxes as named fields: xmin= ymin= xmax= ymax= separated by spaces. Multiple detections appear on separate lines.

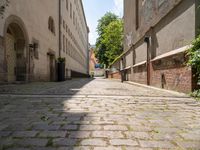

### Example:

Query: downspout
xmin=144 ymin=36 xmax=151 ymax=86
xmin=58 ymin=0 xmax=61 ymax=57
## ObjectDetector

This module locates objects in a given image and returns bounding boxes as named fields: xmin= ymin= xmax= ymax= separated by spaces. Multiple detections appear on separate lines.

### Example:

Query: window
xmin=70 ymin=3 xmax=72 ymax=19
xmin=66 ymin=24 xmax=68 ymax=33
xmin=63 ymin=20 xmax=65 ymax=29
xmin=73 ymin=11 xmax=75 ymax=25
xmin=66 ymin=0 xmax=68 ymax=10
xmin=66 ymin=38 xmax=68 ymax=54
xmin=63 ymin=35 xmax=65 ymax=52
xmin=48 ymin=17 xmax=55 ymax=34
xmin=135 ymin=0 xmax=139 ymax=30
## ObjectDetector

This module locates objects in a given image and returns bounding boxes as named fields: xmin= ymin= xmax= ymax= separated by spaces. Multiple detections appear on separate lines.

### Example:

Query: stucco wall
xmin=61 ymin=0 xmax=89 ymax=75
xmin=0 ymin=0 xmax=59 ymax=81
xmin=154 ymin=0 xmax=195 ymax=56
xmin=0 ymin=0 xmax=89 ymax=82
xmin=125 ymin=51 xmax=132 ymax=67
xmin=135 ymin=43 xmax=147 ymax=64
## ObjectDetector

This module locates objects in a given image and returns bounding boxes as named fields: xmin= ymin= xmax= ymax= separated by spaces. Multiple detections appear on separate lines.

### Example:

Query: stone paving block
xmin=0 ymin=124 xmax=9 ymax=131
xmin=14 ymin=138 xmax=48 ymax=147
xmin=38 ymin=131 xmax=67 ymax=138
xmin=180 ymin=133 xmax=200 ymax=140
xmin=110 ymin=139 xmax=138 ymax=146
xmin=67 ymin=117 xmax=82 ymax=122
xmin=130 ymin=126 xmax=152 ymax=132
xmin=103 ymin=125 xmax=128 ymax=131
xmin=0 ymin=137 xmax=14 ymax=147
xmin=12 ymin=131 xmax=38 ymax=138
xmin=139 ymin=140 xmax=175 ymax=148
xmin=72 ymin=146 xmax=92 ymax=150
xmin=125 ymin=131 xmax=151 ymax=139
xmin=61 ymin=125 xmax=78 ymax=130
xmin=176 ymin=141 xmax=200 ymax=149
xmin=93 ymin=146 xmax=122 ymax=150
xmin=0 ymin=131 xmax=11 ymax=137
xmin=125 ymin=147 xmax=153 ymax=150
xmin=79 ymin=125 xmax=102 ymax=131
xmin=80 ymin=139 xmax=107 ymax=146
xmin=92 ymin=131 xmax=124 ymax=138
xmin=91 ymin=121 xmax=114 ymax=125
xmin=152 ymin=133 xmax=181 ymax=141
xmin=6 ymin=148 xmax=31 ymax=150
xmin=68 ymin=131 xmax=91 ymax=138
xmin=33 ymin=124 xmax=60 ymax=131
xmin=53 ymin=138 xmax=78 ymax=146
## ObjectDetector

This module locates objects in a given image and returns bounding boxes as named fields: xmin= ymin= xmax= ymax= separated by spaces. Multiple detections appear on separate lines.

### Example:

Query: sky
xmin=82 ymin=0 xmax=123 ymax=45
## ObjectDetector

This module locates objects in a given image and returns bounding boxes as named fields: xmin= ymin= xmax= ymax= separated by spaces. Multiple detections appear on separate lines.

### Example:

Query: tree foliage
xmin=187 ymin=34 xmax=200 ymax=98
xmin=102 ymin=20 xmax=123 ymax=64
xmin=95 ymin=12 xmax=123 ymax=67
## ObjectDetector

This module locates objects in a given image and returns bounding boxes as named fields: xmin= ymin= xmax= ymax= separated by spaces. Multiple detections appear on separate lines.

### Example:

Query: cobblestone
xmin=0 ymin=78 xmax=199 ymax=149
xmin=81 ymin=139 xmax=107 ymax=146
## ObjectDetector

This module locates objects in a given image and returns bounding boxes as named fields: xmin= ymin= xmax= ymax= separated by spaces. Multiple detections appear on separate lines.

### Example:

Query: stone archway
xmin=3 ymin=15 xmax=29 ymax=82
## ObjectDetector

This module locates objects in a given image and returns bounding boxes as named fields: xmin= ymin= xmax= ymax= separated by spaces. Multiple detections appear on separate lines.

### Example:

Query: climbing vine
xmin=187 ymin=34 xmax=200 ymax=99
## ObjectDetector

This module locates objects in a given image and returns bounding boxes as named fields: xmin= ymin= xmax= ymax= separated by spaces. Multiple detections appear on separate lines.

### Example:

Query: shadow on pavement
xmin=0 ymin=78 xmax=94 ymax=149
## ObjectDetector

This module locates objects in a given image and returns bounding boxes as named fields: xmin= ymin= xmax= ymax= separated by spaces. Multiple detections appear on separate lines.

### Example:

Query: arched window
xmin=48 ymin=17 xmax=55 ymax=34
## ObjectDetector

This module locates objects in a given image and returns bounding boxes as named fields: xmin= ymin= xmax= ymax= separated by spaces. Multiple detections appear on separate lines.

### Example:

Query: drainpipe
xmin=58 ymin=0 xmax=61 ymax=57
xmin=144 ymin=36 xmax=151 ymax=86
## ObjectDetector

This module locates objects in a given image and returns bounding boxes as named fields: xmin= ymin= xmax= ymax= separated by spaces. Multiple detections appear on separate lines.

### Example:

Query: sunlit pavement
xmin=0 ymin=78 xmax=200 ymax=150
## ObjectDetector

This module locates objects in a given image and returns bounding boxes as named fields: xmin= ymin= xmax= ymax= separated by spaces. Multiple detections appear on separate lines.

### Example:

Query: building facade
xmin=120 ymin=0 xmax=200 ymax=93
xmin=89 ymin=46 xmax=104 ymax=77
xmin=0 ymin=0 xmax=89 ymax=83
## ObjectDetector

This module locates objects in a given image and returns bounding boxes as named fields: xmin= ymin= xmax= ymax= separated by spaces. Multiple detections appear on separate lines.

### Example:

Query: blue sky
xmin=82 ymin=0 xmax=123 ymax=45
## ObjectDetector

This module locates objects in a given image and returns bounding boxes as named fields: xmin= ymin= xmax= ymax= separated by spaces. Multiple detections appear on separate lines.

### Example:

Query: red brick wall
xmin=108 ymin=72 xmax=121 ymax=79
xmin=151 ymin=66 xmax=192 ymax=93
xmin=130 ymin=64 xmax=147 ymax=85
xmin=150 ymin=53 xmax=192 ymax=93
xmin=127 ymin=53 xmax=193 ymax=93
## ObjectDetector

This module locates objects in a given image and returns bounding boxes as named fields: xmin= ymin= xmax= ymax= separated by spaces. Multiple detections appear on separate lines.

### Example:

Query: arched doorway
xmin=4 ymin=16 xmax=28 ymax=82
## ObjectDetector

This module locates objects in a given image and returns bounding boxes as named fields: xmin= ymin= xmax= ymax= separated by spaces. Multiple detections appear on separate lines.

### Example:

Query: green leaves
xmin=95 ymin=12 xmax=123 ymax=67
xmin=187 ymin=35 xmax=200 ymax=73
xmin=187 ymin=34 xmax=200 ymax=98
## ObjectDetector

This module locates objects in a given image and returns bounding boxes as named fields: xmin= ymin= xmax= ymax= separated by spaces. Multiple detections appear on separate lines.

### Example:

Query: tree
xmin=97 ymin=12 xmax=118 ymax=36
xmin=102 ymin=20 xmax=123 ymax=64
xmin=95 ymin=12 xmax=123 ymax=67
xmin=0 ymin=0 xmax=9 ymax=17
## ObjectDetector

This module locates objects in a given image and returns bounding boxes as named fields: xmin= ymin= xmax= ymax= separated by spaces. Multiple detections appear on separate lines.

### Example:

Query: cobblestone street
xmin=0 ymin=78 xmax=200 ymax=150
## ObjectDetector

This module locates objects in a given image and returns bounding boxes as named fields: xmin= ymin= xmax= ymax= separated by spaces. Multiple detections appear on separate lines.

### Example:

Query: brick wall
xmin=151 ymin=65 xmax=192 ymax=93
xmin=150 ymin=53 xmax=192 ymax=93
xmin=131 ymin=64 xmax=147 ymax=85
xmin=108 ymin=72 xmax=121 ymax=80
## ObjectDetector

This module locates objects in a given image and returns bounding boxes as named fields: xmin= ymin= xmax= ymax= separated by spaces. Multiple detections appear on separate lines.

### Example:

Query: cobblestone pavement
xmin=0 ymin=78 xmax=200 ymax=150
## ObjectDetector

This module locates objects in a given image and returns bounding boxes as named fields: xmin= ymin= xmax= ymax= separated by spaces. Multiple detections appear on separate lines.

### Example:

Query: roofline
xmin=80 ymin=0 xmax=89 ymax=33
